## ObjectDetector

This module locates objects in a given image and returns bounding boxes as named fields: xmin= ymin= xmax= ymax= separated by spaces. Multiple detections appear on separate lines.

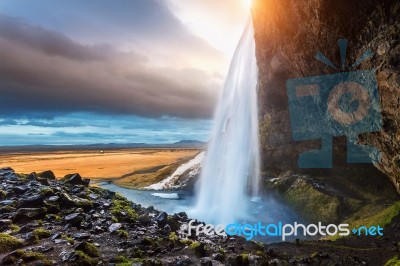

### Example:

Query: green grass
xmin=168 ymin=232 xmax=178 ymax=242
xmin=329 ymin=201 xmax=400 ymax=241
xmin=76 ymin=242 xmax=99 ymax=257
xmin=61 ymin=234 xmax=74 ymax=245
xmin=347 ymin=201 xmax=400 ymax=228
xmin=0 ymin=233 xmax=23 ymax=253
xmin=0 ymin=189 xmax=6 ymax=200
xmin=110 ymin=194 xmax=139 ymax=222
xmin=10 ymin=224 xmax=20 ymax=233
xmin=116 ymin=229 xmax=128 ymax=239
xmin=2 ymin=250 xmax=52 ymax=265
xmin=115 ymin=256 xmax=143 ymax=266
xmin=189 ymin=241 xmax=201 ymax=249
xmin=33 ymin=228 xmax=51 ymax=239
xmin=73 ymin=250 xmax=99 ymax=266
xmin=385 ymin=255 xmax=400 ymax=266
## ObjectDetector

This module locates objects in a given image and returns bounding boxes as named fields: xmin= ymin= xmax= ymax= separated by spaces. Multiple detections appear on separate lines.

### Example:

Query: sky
xmin=0 ymin=0 xmax=250 ymax=145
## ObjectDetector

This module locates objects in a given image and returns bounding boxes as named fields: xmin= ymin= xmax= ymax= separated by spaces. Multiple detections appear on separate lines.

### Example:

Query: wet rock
xmin=175 ymin=256 xmax=192 ymax=266
xmin=74 ymin=232 xmax=91 ymax=240
xmin=200 ymin=257 xmax=213 ymax=266
xmin=268 ymin=258 xmax=281 ymax=265
xmin=163 ymin=224 xmax=171 ymax=234
xmin=88 ymin=193 xmax=98 ymax=200
xmin=63 ymin=173 xmax=90 ymax=186
xmin=64 ymin=213 xmax=83 ymax=226
xmin=0 ymin=167 xmax=18 ymax=180
xmin=108 ymin=223 xmax=122 ymax=233
xmin=0 ymin=205 xmax=15 ymax=214
xmin=155 ymin=212 xmax=168 ymax=226
xmin=36 ymin=245 xmax=54 ymax=253
xmin=19 ymin=222 xmax=40 ymax=233
xmin=51 ymin=232 xmax=61 ymax=240
xmin=12 ymin=185 xmax=29 ymax=195
xmin=60 ymin=192 xmax=76 ymax=208
xmin=36 ymin=177 xmax=50 ymax=186
xmin=0 ymin=219 xmax=12 ymax=230
xmin=147 ymin=205 xmax=155 ymax=212
xmin=55 ymin=239 xmax=68 ymax=244
xmin=59 ymin=250 xmax=74 ymax=262
xmin=192 ymin=242 xmax=206 ymax=257
xmin=175 ymin=212 xmax=188 ymax=220
xmin=0 ymin=200 xmax=16 ymax=206
xmin=212 ymin=253 xmax=224 ymax=262
xmin=13 ymin=207 xmax=47 ymax=222
xmin=47 ymin=195 xmax=60 ymax=203
xmin=138 ymin=214 xmax=151 ymax=225
xmin=28 ymin=172 xmax=37 ymax=181
xmin=19 ymin=194 xmax=44 ymax=208
xmin=38 ymin=170 xmax=56 ymax=180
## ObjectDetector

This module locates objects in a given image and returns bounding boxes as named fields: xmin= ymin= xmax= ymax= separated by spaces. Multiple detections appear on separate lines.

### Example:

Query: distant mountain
xmin=0 ymin=140 xmax=207 ymax=152
xmin=171 ymin=140 xmax=206 ymax=147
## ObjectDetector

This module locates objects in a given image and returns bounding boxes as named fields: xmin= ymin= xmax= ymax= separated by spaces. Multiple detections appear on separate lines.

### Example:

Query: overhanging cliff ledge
xmin=252 ymin=0 xmax=400 ymax=193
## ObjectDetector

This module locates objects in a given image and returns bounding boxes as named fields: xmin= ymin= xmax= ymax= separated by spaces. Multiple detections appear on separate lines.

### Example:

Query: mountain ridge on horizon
xmin=0 ymin=139 xmax=207 ymax=152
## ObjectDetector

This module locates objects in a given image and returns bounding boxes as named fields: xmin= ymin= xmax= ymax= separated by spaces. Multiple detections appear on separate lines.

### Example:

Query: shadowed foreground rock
xmin=0 ymin=167 xmax=400 ymax=265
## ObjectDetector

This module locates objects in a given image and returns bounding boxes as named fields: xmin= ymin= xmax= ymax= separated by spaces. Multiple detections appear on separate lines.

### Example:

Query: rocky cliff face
xmin=252 ymin=0 xmax=400 ymax=193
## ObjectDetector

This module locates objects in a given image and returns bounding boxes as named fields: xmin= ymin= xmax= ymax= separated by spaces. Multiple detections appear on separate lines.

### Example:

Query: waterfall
xmin=191 ymin=17 xmax=260 ymax=225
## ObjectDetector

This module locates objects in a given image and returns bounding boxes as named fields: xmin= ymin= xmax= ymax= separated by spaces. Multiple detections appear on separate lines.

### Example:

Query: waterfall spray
xmin=191 ymin=17 xmax=260 ymax=225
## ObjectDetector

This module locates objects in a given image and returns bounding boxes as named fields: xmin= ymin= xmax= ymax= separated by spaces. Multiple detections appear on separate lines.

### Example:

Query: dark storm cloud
xmin=0 ymin=15 xmax=220 ymax=119
xmin=0 ymin=16 xmax=108 ymax=61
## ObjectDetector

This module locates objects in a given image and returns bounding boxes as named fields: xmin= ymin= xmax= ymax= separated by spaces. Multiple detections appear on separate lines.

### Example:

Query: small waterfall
xmin=191 ymin=17 xmax=260 ymax=225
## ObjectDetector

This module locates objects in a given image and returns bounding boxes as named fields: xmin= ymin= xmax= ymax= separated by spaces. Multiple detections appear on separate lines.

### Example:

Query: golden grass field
xmin=0 ymin=149 xmax=200 ymax=188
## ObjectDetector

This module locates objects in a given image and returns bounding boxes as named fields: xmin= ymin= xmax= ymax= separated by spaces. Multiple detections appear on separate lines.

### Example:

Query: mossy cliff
xmin=252 ymin=0 xmax=400 ymax=191
xmin=252 ymin=0 xmax=400 ymax=222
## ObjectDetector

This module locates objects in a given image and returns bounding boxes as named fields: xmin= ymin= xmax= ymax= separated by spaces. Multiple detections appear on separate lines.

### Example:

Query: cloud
xmin=0 ymin=118 xmax=82 ymax=127
xmin=0 ymin=113 xmax=212 ymax=146
xmin=0 ymin=119 xmax=18 ymax=126
xmin=0 ymin=14 xmax=222 ymax=119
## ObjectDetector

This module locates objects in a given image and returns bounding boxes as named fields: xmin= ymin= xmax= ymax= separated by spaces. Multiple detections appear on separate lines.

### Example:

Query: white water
xmin=145 ymin=152 xmax=204 ymax=190
xmin=151 ymin=192 xmax=179 ymax=199
xmin=191 ymin=18 xmax=261 ymax=225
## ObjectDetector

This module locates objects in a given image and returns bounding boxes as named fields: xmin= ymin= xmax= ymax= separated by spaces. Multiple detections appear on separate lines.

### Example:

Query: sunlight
xmin=244 ymin=0 xmax=253 ymax=9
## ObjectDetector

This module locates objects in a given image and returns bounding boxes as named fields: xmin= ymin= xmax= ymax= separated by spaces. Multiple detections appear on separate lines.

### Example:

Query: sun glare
xmin=244 ymin=0 xmax=253 ymax=9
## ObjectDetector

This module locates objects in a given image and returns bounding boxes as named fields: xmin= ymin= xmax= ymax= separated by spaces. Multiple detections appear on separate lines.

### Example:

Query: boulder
xmin=38 ymin=170 xmax=56 ymax=180
xmin=63 ymin=173 xmax=90 ymax=186
xmin=64 ymin=213 xmax=83 ymax=226
xmin=13 ymin=207 xmax=47 ymax=222
xmin=19 ymin=194 xmax=44 ymax=208
xmin=108 ymin=223 xmax=122 ymax=233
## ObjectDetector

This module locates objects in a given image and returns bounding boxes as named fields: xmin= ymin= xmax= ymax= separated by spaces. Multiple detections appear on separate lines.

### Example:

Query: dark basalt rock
xmin=63 ymin=173 xmax=90 ymax=186
xmin=13 ymin=207 xmax=47 ymax=222
xmin=0 ymin=167 xmax=398 ymax=265
xmin=64 ymin=213 xmax=83 ymax=226
xmin=19 ymin=194 xmax=44 ymax=208
xmin=155 ymin=211 xmax=168 ymax=226
xmin=37 ymin=170 xmax=56 ymax=180
xmin=108 ymin=223 xmax=122 ymax=233
xmin=0 ymin=167 xmax=18 ymax=180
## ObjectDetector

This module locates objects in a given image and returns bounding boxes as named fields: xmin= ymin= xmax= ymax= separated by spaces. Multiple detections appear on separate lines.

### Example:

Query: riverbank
xmin=0 ymin=148 xmax=200 ymax=189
